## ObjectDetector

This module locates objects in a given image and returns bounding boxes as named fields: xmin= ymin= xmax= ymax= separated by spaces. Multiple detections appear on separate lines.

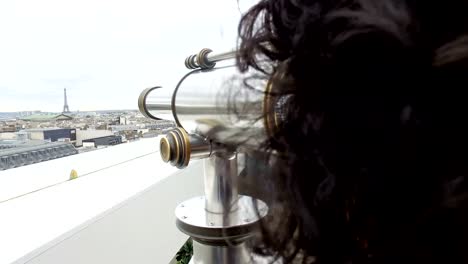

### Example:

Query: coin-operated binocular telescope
xmin=138 ymin=48 xmax=280 ymax=263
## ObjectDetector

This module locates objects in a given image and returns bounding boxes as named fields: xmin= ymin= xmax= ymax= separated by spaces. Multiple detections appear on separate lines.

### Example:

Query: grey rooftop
xmin=0 ymin=142 xmax=77 ymax=170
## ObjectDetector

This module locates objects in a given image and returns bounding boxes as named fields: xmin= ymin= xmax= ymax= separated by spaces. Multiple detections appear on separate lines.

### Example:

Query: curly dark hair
xmin=236 ymin=0 xmax=468 ymax=263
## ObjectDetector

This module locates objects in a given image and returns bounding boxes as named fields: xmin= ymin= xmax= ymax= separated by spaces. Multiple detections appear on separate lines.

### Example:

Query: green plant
xmin=176 ymin=238 xmax=193 ymax=264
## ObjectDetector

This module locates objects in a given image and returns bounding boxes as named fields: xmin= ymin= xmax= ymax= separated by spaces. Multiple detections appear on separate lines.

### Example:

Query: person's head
xmin=236 ymin=0 xmax=468 ymax=262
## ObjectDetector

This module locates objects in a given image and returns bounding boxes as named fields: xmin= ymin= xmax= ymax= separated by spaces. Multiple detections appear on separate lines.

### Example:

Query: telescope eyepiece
xmin=160 ymin=137 xmax=171 ymax=163
xmin=160 ymin=127 xmax=211 ymax=168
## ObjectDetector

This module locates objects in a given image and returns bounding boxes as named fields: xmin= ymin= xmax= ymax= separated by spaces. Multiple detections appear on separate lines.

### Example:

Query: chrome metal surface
xmin=185 ymin=49 xmax=236 ymax=70
xmin=204 ymin=153 xmax=238 ymax=213
xmin=190 ymin=134 xmax=212 ymax=160
xmin=138 ymin=86 xmax=174 ymax=121
xmin=206 ymin=50 xmax=237 ymax=65
xmin=174 ymin=65 xmax=264 ymax=136
xmin=191 ymin=240 xmax=251 ymax=264
xmin=175 ymin=195 xmax=268 ymax=240
xmin=140 ymin=65 xmax=266 ymax=146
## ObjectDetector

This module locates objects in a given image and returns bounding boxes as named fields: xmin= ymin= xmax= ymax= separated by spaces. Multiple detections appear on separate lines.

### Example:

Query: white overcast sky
xmin=0 ymin=0 xmax=256 ymax=112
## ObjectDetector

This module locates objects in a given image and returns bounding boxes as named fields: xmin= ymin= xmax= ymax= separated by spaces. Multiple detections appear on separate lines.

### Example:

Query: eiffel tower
xmin=63 ymin=88 xmax=70 ymax=113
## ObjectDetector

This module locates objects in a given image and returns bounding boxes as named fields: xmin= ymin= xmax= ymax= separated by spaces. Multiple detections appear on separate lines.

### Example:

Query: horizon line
xmin=0 ymin=109 xmax=139 ymax=113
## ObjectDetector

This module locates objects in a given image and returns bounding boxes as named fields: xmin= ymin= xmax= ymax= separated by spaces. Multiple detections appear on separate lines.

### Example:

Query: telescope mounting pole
xmin=161 ymin=128 xmax=267 ymax=264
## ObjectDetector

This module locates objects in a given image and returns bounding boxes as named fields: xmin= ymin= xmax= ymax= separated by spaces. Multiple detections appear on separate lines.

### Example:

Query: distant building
xmin=82 ymin=135 xmax=122 ymax=148
xmin=109 ymin=125 xmax=140 ymax=132
xmin=0 ymin=120 xmax=20 ymax=133
xmin=16 ymin=131 xmax=30 ymax=141
xmin=141 ymin=131 xmax=160 ymax=138
xmin=0 ymin=139 xmax=46 ymax=150
xmin=75 ymin=129 xmax=114 ymax=147
xmin=0 ymin=142 xmax=77 ymax=170
xmin=0 ymin=125 xmax=16 ymax=133
xmin=24 ymin=128 xmax=77 ymax=144
xmin=119 ymin=116 xmax=127 ymax=125
xmin=0 ymin=133 xmax=17 ymax=140
xmin=20 ymin=114 xmax=73 ymax=122
xmin=144 ymin=120 xmax=175 ymax=130
xmin=109 ymin=121 xmax=175 ymax=133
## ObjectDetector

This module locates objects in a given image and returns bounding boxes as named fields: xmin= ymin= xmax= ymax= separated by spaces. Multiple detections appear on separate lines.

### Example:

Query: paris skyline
xmin=0 ymin=0 xmax=256 ymax=112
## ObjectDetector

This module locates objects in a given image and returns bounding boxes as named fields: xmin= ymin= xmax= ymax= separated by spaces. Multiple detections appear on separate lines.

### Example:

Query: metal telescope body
xmin=138 ymin=49 xmax=270 ymax=264
xmin=139 ymin=61 xmax=269 ymax=147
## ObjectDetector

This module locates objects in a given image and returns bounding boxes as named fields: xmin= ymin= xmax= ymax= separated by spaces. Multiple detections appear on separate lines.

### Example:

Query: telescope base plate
xmin=175 ymin=195 xmax=267 ymax=242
